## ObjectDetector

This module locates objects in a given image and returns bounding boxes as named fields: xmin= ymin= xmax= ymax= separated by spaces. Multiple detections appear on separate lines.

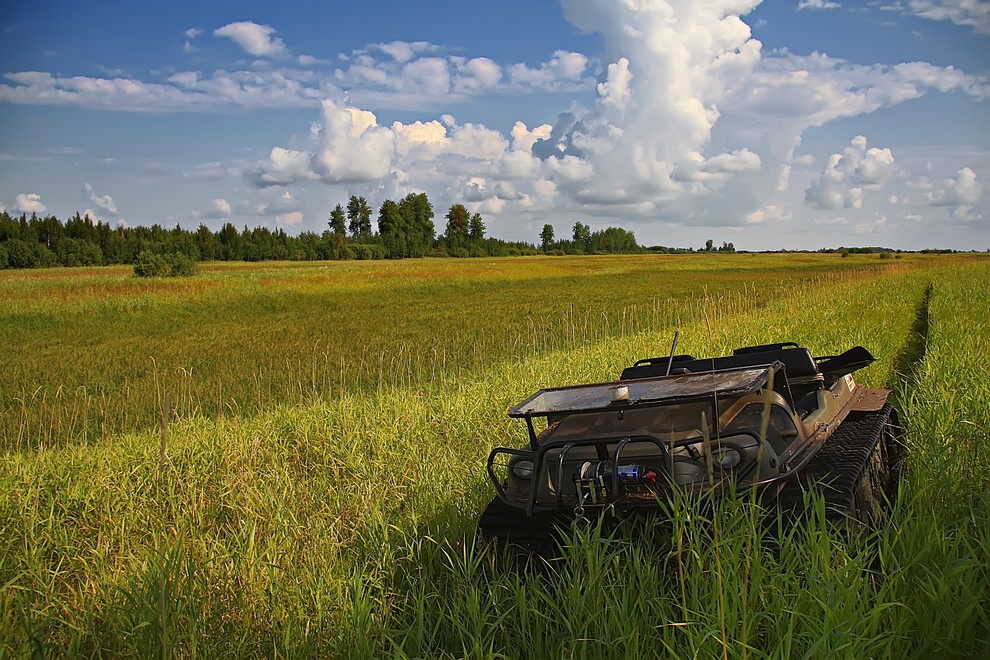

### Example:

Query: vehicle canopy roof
xmin=509 ymin=363 xmax=782 ymax=419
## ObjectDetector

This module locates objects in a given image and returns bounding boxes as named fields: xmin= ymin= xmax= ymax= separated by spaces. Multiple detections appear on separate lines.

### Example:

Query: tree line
xmin=0 ymin=190 xmax=667 ymax=270
xmin=536 ymin=222 xmax=644 ymax=256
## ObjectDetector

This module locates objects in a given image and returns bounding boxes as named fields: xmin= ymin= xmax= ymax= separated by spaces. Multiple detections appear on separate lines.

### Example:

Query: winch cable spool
xmin=574 ymin=459 xmax=661 ymax=501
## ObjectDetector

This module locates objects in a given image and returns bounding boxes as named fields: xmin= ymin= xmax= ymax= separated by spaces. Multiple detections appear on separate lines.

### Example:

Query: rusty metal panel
xmin=850 ymin=387 xmax=892 ymax=412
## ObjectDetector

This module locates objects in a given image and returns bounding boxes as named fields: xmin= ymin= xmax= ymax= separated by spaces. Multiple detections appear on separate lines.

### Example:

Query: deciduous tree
xmin=398 ymin=193 xmax=435 ymax=257
xmin=347 ymin=196 xmax=372 ymax=238
xmin=329 ymin=204 xmax=346 ymax=235
xmin=572 ymin=222 xmax=591 ymax=254
xmin=445 ymin=204 xmax=470 ymax=250
xmin=540 ymin=224 xmax=555 ymax=252
xmin=377 ymin=199 xmax=407 ymax=259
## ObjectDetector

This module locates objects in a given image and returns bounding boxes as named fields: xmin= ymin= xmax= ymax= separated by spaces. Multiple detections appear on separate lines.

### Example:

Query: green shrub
xmin=169 ymin=252 xmax=198 ymax=276
xmin=133 ymin=251 xmax=198 ymax=277
xmin=133 ymin=251 xmax=170 ymax=277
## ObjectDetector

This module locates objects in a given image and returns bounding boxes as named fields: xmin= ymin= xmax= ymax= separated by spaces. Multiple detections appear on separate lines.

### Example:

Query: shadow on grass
xmin=891 ymin=282 xmax=932 ymax=390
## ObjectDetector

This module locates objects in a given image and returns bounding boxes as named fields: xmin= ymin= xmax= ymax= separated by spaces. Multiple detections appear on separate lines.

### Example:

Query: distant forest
xmin=0 ymin=192 xmax=652 ymax=270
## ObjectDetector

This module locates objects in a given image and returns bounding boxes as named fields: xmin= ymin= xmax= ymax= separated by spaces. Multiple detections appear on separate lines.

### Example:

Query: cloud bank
xmin=231 ymin=0 xmax=986 ymax=239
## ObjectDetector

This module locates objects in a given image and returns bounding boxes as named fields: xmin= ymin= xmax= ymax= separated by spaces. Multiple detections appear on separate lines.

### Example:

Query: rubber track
xmin=778 ymin=403 xmax=894 ymax=523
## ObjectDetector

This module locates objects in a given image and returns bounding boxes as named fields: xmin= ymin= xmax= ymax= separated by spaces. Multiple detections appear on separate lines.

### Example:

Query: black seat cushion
xmin=622 ymin=345 xmax=819 ymax=382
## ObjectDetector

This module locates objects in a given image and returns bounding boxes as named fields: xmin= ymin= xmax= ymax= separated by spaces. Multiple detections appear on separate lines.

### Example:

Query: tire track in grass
xmin=891 ymin=282 xmax=932 ymax=393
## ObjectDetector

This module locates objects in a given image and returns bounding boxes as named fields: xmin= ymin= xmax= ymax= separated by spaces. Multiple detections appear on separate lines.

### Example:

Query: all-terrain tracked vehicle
xmin=478 ymin=340 xmax=900 ymax=555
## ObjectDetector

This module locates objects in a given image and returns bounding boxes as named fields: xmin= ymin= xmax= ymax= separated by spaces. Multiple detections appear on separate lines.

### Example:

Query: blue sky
xmin=1 ymin=0 xmax=987 ymax=251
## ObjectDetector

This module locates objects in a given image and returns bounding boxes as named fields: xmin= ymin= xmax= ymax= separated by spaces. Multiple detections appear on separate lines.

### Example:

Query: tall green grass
xmin=1 ymin=256 xmax=987 ymax=656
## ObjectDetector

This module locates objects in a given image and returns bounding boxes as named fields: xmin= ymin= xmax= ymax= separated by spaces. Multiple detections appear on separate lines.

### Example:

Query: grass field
xmin=1 ymin=253 xmax=988 ymax=657
xmin=1 ymin=253 xmax=921 ymax=451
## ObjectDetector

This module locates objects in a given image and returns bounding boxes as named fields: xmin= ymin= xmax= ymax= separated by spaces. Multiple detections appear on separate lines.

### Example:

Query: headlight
xmin=512 ymin=460 xmax=534 ymax=480
xmin=713 ymin=447 xmax=741 ymax=470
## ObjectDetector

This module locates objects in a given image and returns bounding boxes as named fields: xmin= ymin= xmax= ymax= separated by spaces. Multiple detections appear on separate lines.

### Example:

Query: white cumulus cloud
xmin=532 ymin=0 xmax=766 ymax=214
xmin=451 ymin=57 xmax=503 ymax=93
xmin=926 ymin=167 xmax=982 ymax=206
xmin=246 ymin=147 xmax=316 ymax=187
xmin=312 ymin=101 xmax=396 ymax=182
xmin=392 ymin=120 xmax=450 ymax=158
xmin=399 ymin=57 xmax=451 ymax=96
xmin=183 ymin=28 xmax=202 ymax=53
xmin=900 ymin=0 xmax=990 ymax=35
xmin=499 ymin=149 xmax=542 ymax=180
xmin=247 ymin=100 xmax=395 ymax=186
xmin=597 ymin=58 xmax=634 ymax=110
xmin=508 ymin=50 xmax=590 ymax=88
xmin=14 ymin=192 xmax=47 ymax=214
xmin=805 ymin=136 xmax=897 ymax=210
xmin=798 ymin=0 xmax=840 ymax=10
xmin=214 ymin=21 xmax=288 ymax=58
xmin=83 ymin=183 xmax=118 ymax=215
xmin=276 ymin=211 xmax=304 ymax=227
xmin=375 ymin=41 xmax=436 ymax=63
xmin=443 ymin=122 xmax=510 ymax=161
xmin=196 ymin=198 xmax=231 ymax=220
xmin=745 ymin=204 xmax=792 ymax=224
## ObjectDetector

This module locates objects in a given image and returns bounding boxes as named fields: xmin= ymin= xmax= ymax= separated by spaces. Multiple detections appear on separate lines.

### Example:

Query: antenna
xmin=665 ymin=331 xmax=680 ymax=376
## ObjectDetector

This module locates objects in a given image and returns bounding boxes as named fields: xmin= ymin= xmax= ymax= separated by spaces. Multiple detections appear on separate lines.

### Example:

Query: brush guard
xmin=487 ymin=435 xmax=671 ymax=518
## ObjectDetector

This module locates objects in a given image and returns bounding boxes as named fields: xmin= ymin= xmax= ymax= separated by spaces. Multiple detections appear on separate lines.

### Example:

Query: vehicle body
xmin=478 ymin=342 xmax=900 ymax=554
